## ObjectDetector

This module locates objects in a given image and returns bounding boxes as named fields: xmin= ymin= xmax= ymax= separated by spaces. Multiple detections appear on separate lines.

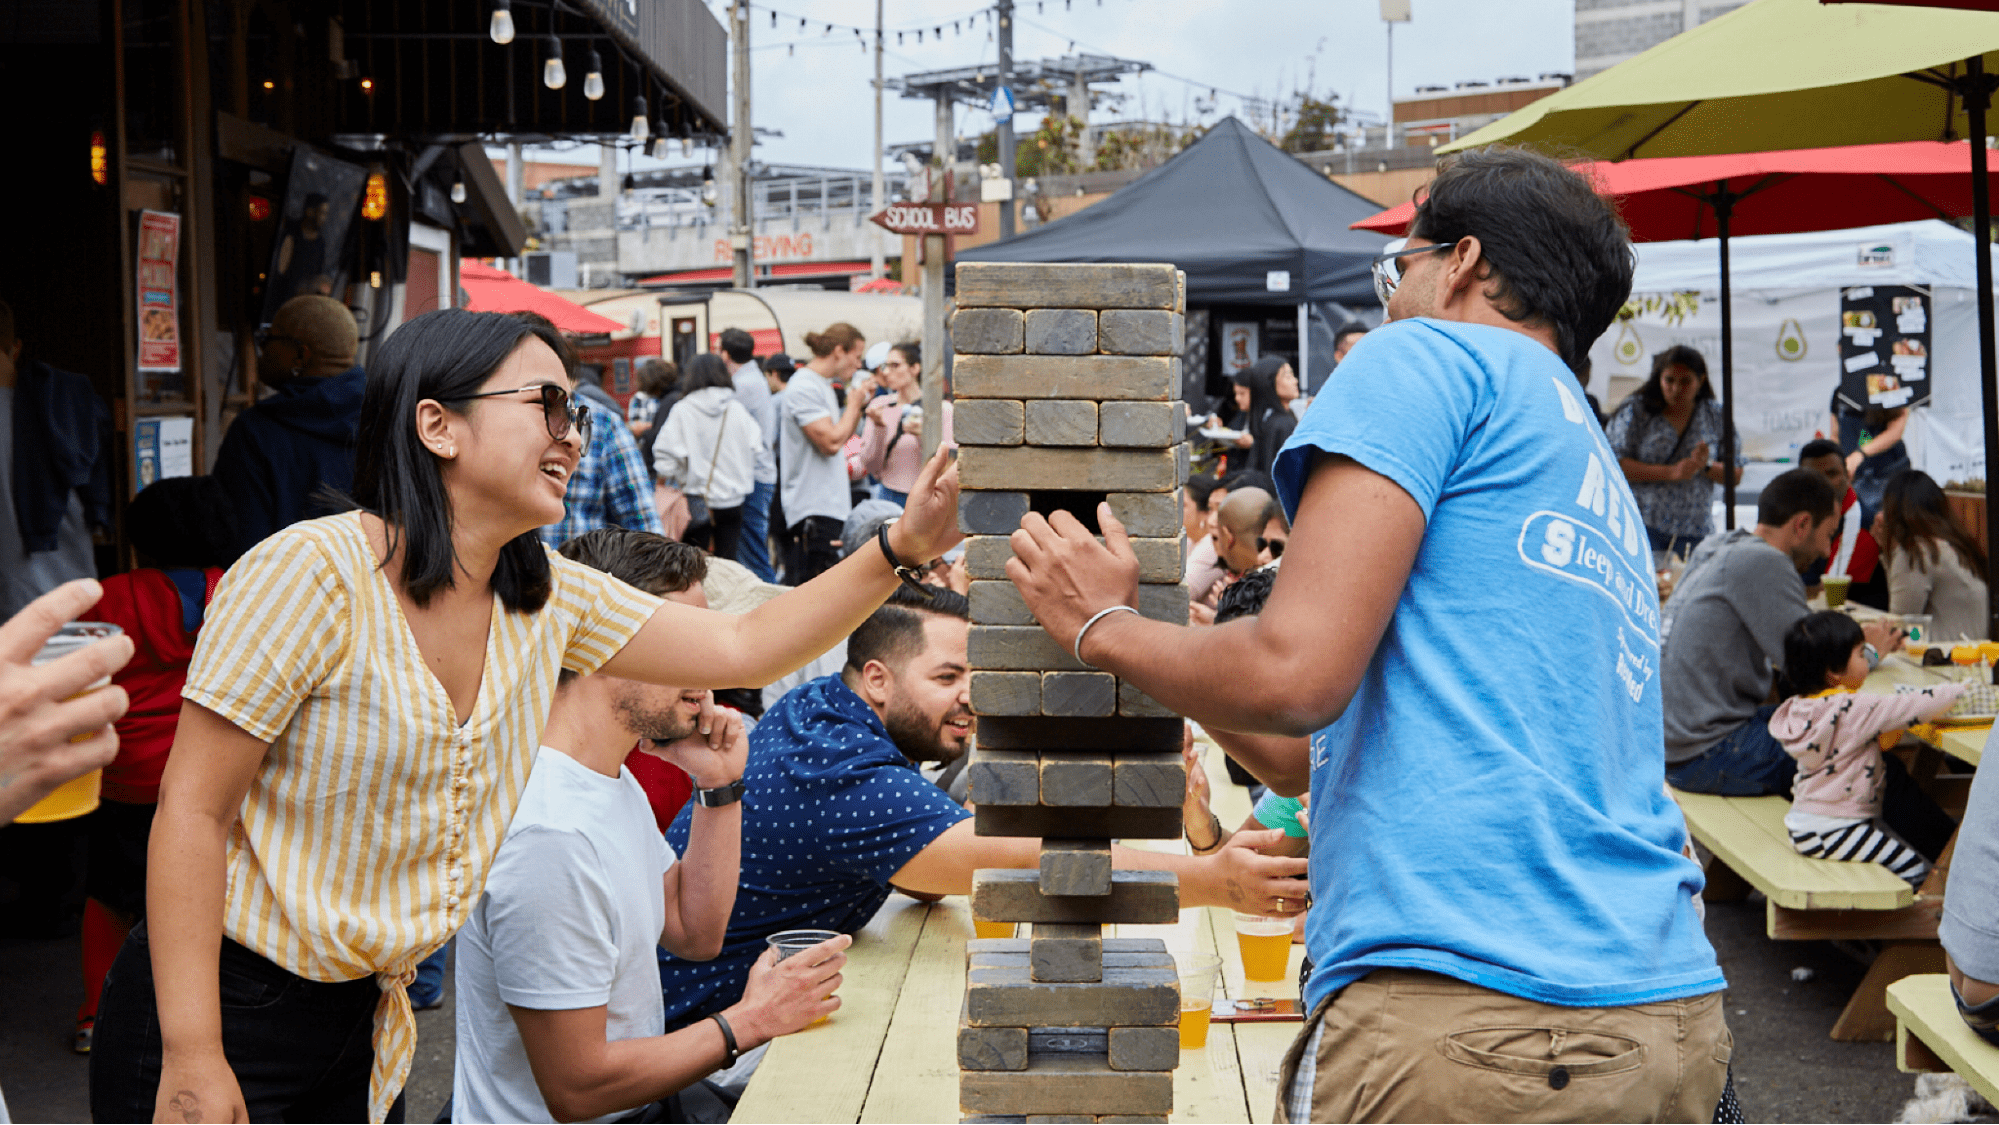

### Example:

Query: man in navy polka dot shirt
xmin=659 ymin=586 xmax=1310 ymax=1039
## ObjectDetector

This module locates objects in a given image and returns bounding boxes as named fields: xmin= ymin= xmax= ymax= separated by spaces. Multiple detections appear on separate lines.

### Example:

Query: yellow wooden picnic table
xmin=1867 ymin=654 xmax=1990 ymax=766
xmin=731 ymin=738 xmax=1309 ymax=1124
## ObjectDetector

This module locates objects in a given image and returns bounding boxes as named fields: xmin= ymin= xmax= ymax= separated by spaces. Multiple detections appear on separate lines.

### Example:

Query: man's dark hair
xmin=1186 ymin=472 xmax=1221 ymax=513
xmin=1332 ymin=324 xmax=1367 ymax=349
xmin=717 ymin=327 xmax=756 ymax=364
xmin=762 ymin=353 xmax=795 ymax=384
xmin=352 ymin=308 xmax=565 ymax=611
xmin=1408 ymin=147 xmax=1635 ymax=374
xmin=1798 ymin=438 xmax=1843 ymax=465
xmin=679 ymin=352 xmax=735 ymax=395
xmin=1756 ymin=467 xmax=1838 ymax=529
xmin=558 ymin=528 xmax=708 ymax=597
xmin=0 ymin=297 xmax=14 ymax=350
xmin=1214 ymin=566 xmax=1276 ymax=624
xmin=1219 ymin=469 xmax=1274 ymax=496
xmin=128 ymin=477 xmax=242 ymax=569
xmin=637 ymin=359 xmax=677 ymax=398
xmin=845 ymin=585 xmax=969 ymax=674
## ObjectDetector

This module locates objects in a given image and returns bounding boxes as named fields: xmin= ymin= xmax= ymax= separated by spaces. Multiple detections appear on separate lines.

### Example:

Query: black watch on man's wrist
xmin=694 ymin=779 xmax=747 ymax=808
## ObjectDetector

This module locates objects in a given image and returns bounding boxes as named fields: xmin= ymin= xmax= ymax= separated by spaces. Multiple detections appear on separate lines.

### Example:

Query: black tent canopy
xmin=957 ymin=117 xmax=1393 ymax=306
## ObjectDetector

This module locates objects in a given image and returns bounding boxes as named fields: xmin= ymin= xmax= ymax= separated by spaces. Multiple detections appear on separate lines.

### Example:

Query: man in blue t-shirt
xmin=659 ymin=586 xmax=1308 ymax=1037
xmin=1008 ymin=148 xmax=1727 ymax=1122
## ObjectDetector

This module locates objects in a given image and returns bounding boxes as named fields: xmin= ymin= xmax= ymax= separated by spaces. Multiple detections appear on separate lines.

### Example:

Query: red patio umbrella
xmin=1353 ymin=141 xmax=1999 ymax=524
xmin=458 ymin=260 xmax=625 ymax=335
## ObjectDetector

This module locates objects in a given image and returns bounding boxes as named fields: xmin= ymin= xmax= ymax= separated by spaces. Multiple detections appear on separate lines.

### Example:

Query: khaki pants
xmin=1274 ymin=970 xmax=1730 ymax=1123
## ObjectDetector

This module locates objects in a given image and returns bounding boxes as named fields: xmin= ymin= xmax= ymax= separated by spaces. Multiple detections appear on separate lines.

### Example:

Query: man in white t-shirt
xmin=778 ymin=329 xmax=873 ymax=584
xmin=453 ymin=529 xmax=847 ymax=1124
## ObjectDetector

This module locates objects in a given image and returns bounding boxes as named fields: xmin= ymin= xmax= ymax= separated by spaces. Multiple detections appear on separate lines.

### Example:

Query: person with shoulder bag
xmin=655 ymin=355 xmax=760 ymax=561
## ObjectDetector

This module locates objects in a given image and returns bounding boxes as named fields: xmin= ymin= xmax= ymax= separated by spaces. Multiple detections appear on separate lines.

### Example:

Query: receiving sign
xmin=1837 ymin=284 xmax=1931 ymax=412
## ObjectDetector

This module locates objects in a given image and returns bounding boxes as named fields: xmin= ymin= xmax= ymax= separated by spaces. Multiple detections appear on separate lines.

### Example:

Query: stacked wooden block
xmin=952 ymin=262 xmax=1192 ymax=1124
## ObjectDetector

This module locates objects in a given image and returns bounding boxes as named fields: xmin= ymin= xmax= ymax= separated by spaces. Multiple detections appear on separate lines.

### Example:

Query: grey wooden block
xmin=1039 ymin=751 xmax=1113 ymax=806
xmin=961 ymin=491 xmax=1032 ymax=536
xmin=1138 ymin=584 xmax=1190 ymax=625
xmin=961 ymin=1116 xmax=1028 ymax=1124
xmin=1097 ymin=309 xmax=1181 ymax=356
xmin=1175 ymin=269 xmax=1187 ymax=315
xmin=972 ymin=870 xmax=1180 ymax=925
xmin=1104 ymin=493 xmax=1180 ymax=538
xmin=956 ymin=399 xmax=1026 ymax=447
xmin=1177 ymin=441 xmax=1190 ymax=485
xmin=1039 ymin=844 xmax=1112 ymax=898
xmin=1024 ymin=1116 xmax=1095 ymax=1124
xmin=975 ymin=803 xmax=1180 ymax=839
xmin=966 ymin=944 xmax=1179 ymax=1028
xmin=961 ymin=447 xmax=1181 ymax=493
xmin=970 ymin=581 xmax=1036 ymax=626
xmin=1112 ymin=752 xmax=1186 ymax=808
xmin=1041 ymin=672 xmax=1116 ymax=717
xmin=969 ymin=749 xmax=1042 ymax=805
xmin=953 ymin=356 xmax=1179 ymax=402
xmin=970 ymin=626 xmax=1089 ymax=673
xmin=1024 ymin=400 xmax=1098 ymax=446
xmin=1107 ymin=1026 xmax=1180 ymax=1072
xmin=1030 ymin=922 xmax=1104 ymax=982
xmin=1024 ymin=309 xmax=1099 ymax=355
xmin=956 ymin=262 xmax=1179 ymax=310
xmin=1097 ymin=402 xmax=1183 ymax=448
xmin=1128 ymin=538 xmax=1185 ymax=583
xmin=965 ymin=536 xmax=1018 ymax=581
xmin=1099 ymin=1117 xmax=1169 ymax=1124
xmin=970 ymin=671 xmax=1041 ymax=716
xmin=1117 ymin=680 xmax=1176 ymax=718
xmin=965 ymin=537 xmax=1181 ymax=586
xmin=952 ymin=307 xmax=1026 ymax=354
xmin=960 ymin=1007 xmax=1030 ymax=1071
xmin=976 ymin=716 xmax=1183 ymax=752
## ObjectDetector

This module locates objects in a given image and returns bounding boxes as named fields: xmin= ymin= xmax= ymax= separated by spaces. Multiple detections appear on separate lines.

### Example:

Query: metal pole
xmin=1297 ymin=302 xmax=1310 ymax=401
xmin=996 ymin=0 xmax=1016 ymax=239
xmin=923 ymin=94 xmax=951 ymax=459
xmin=870 ymin=0 xmax=885 ymax=280
xmin=1072 ymin=67 xmax=1093 ymax=170
xmin=730 ymin=0 xmax=753 ymax=289
xmin=1384 ymin=22 xmax=1394 ymax=150
xmin=1967 ymin=56 xmax=1999 ymax=640
xmin=1717 ymin=188 xmax=1737 ymax=530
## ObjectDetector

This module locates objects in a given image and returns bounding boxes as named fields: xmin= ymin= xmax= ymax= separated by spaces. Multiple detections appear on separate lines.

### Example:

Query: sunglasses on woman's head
xmin=449 ymin=383 xmax=592 ymax=445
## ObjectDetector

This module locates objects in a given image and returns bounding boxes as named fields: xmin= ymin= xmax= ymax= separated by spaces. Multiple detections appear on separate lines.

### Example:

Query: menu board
xmin=1837 ymin=284 xmax=1931 ymax=412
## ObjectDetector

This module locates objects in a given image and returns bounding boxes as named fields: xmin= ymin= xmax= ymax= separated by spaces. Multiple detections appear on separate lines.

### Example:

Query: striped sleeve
xmin=183 ymin=528 xmax=351 ymax=743
xmin=548 ymin=553 xmax=665 ymax=676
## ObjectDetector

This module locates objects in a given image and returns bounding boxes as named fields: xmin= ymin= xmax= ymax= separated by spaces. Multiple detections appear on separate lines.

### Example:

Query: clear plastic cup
xmin=1233 ymin=912 xmax=1292 ymax=982
xmin=16 ymin=622 xmax=123 ymax=825
xmin=766 ymin=928 xmax=841 ymax=961
xmin=1177 ymin=952 xmax=1222 ymax=1049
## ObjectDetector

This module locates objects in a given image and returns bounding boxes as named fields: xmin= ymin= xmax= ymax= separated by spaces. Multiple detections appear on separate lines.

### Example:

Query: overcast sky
xmin=529 ymin=0 xmax=1576 ymax=173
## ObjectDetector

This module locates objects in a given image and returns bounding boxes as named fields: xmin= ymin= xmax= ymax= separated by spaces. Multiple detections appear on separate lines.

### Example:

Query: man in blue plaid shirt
xmin=540 ymin=395 xmax=664 ymax=547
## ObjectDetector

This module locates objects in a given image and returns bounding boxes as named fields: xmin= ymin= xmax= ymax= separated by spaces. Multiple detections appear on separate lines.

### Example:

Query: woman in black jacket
xmin=1231 ymin=355 xmax=1299 ymax=476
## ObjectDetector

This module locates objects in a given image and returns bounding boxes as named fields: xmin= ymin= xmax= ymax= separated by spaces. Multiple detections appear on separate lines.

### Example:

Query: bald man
xmin=1214 ymin=487 xmax=1284 ymax=579
xmin=213 ymin=295 xmax=365 ymax=555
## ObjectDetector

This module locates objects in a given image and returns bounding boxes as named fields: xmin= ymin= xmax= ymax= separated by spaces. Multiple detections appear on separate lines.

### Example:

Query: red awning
xmin=1350 ymin=140 xmax=1999 ymax=241
xmin=459 ymin=260 xmax=624 ymax=334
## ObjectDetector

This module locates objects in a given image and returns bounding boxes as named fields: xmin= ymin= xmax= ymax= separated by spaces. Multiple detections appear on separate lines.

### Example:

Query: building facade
xmin=1575 ymin=0 xmax=1747 ymax=80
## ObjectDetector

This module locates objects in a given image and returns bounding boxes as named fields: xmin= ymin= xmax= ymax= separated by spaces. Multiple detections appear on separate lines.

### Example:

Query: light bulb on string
xmin=701 ymin=165 xmax=716 ymax=205
xmin=583 ymin=46 xmax=604 ymax=100
xmin=451 ymin=178 xmax=467 ymax=204
xmin=652 ymin=134 xmax=669 ymax=160
xmin=489 ymin=0 xmax=514 ymax=44
xmin=629 ymin=95 xmax=650 ymax=141
xmin=542 ymin=34 xmax=566 ymax=89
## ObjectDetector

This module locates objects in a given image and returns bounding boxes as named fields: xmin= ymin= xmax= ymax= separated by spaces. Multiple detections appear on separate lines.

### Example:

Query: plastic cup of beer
xmin=972 ymin=918 xmax=1015 ymax=940
xmin=1233 ymin=911 xmax=1292 ymax=982
xmin=1822 ymin=574 xmax=1851 ymax=608
xmin=16 ymin=622 xmax=123 ymax=825
xmin=767 ymin=929 xmax=841 ymax=962
xmin=1177 ymin=952 xmax=1222 ymax=1049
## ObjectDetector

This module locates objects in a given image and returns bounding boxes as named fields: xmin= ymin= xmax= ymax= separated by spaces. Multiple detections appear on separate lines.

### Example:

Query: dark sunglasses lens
xmin=1259 ymin=537 xmax=1285 ymax=557
xmin=539 ymin=386 xmax=572 ymax=439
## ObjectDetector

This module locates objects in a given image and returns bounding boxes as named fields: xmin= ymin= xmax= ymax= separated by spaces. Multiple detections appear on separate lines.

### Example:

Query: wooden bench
xmin=1890 ymin=973 xmax=1999 ymax=1106
xmin=1672 ymin=789 xmax=1943 ymax=1040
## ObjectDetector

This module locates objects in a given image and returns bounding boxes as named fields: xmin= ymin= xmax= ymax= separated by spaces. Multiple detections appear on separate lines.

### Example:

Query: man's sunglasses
xmin=1370 ymin=238 xmax=1457 ymax=307
xmin=1257 ymin=536 xmax=1286 ymax=558
xmin=449 ymin=384 xmax=592 ymax=445
xmin=251 ymin=326 xmax=300 ymax=351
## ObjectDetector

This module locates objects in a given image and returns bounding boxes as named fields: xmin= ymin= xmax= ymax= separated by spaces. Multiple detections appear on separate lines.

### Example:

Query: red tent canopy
xmin=458 ymin=260 xmax=624 ymax=334
xmin=1350 ymin=140 xmax=1999 ymax=240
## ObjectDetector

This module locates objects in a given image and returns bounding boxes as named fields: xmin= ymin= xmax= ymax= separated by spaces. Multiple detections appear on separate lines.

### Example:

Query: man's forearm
xmin=664 ymin=803 xmax=742 ymax=960
xmin=540 ymin=1020 xmax=735 ymax=1121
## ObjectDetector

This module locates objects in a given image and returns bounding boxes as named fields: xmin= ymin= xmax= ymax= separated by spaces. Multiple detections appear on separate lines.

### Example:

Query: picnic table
xmin=732 ymin=741 xmax=1308 ymax=1124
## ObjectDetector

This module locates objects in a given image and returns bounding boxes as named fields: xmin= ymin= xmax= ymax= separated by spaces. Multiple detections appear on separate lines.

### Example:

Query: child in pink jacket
xmin=1770 ymin=610 xmax=1966 ymax=886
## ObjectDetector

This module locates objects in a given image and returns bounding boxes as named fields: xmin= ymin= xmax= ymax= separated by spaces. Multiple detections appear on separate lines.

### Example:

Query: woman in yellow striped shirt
xmin=88 ymin=310 xmax=962 ymax=1124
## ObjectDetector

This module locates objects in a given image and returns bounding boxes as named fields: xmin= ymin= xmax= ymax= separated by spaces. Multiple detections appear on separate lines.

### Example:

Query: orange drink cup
xmin=16 ymin=622 xmax=122 ymax=825
xmin=1953 ymin=645 xmax=1982 ymax=666
xmin=972 ymin=918 xmax=1015 ymax=940
xmin=1177 ymin=952 xmax=1222 ymax=1049
xmin=1233 ymin=912 xmax=1292 ymax=982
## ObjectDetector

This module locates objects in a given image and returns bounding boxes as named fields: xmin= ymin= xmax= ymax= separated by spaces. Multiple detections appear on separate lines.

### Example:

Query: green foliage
xmin=1276 ymin=94 xmax=1344 ymax=154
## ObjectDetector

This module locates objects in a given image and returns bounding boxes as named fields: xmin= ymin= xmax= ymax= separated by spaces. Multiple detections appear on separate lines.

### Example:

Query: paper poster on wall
xmin=1838 ymin=284 xmax=1930 ymax=412
xmin=135 ymin=210 xmax=181 ymax=374
xmin=612 ymin=356 xmax=632 ymax=396
xmin=131 ymin=416 xmax=194 ymax=494
xmin=1220 ymin=322 xmax=1259 ymax=375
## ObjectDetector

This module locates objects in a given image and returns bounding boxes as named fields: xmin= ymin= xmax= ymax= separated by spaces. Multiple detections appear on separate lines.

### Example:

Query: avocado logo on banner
xmin=1776 ymin=318 xmax=1807 ymax=362
xmin=1612 ymin=320 xmax=1643 ymax=366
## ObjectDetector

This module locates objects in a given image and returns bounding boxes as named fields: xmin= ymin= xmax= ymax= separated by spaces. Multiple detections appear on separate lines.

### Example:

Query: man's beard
xmin=616 ymin=689 xmax=700 ymax=744
xmin=882 ymin=696 xmax=971 ymax=765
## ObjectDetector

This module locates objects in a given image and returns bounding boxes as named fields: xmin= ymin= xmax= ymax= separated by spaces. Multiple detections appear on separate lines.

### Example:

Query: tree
xmin=1277 ymin=94 xmax=1343 ymax=154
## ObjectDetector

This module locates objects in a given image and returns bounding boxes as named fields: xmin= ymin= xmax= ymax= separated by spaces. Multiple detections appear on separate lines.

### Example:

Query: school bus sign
xmin=869 ymin=202 xmax=980 ymax=236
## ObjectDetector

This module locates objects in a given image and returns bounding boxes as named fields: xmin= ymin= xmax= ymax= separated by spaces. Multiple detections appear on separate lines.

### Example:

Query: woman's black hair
xmin=1230 ymin=357 xmax=1295 ymax=475
xmin=1633 ymin=345 xmax=1713 ymax=415
xmin=1408 ymin=147 xmax=1635 ymax=375
xmin=1777 ymin=610 xmax=1866 ymax=699
xmin=1879 ymin=468 xmax=1987 ymax=582
xmin=1233 ymin=356 xmax=1287 ymax=418
xmin=349 ymin=308 xmax=561 ymax=613
xmin=678 ymin=352 xmax=735 ymax=395
xmin=128 ymin=476 xmax=242 ymax=568
xmin=890 ymin=340 xmax=921 ymax=369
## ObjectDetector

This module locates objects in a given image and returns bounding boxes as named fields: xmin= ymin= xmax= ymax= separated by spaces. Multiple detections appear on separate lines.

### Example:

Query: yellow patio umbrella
xmin=1440 ymin=0 xmax=1999 ymax=636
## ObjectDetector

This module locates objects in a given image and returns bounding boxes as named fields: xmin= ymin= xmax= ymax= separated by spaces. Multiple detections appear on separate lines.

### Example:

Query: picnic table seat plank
xmin=730 ymin=897 xmax=930 ymax=1124
xmin=1670 ymin=790 xmax=1915 ymax=911
xmin=861 ymin=901 xmax=976 ymax=1123
xmin=1889 ymin=973 xmax=1999 ymax=1108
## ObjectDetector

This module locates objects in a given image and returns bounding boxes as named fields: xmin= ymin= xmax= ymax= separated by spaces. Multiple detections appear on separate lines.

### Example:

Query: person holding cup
xmin=0 ymin=578 xmax=134 ymax=826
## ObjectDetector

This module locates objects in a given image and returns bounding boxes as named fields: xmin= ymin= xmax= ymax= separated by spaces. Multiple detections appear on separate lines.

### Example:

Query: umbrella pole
xmin=1717 ymin=189 xmax=1737 ymax=531
xmin=1970 ymin=57 xmax=1999 ymax=642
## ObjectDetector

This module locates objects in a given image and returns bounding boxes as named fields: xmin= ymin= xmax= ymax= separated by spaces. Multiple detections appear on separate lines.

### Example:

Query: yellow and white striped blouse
xmin=182 ymin=512 xmax=663 ymax=1123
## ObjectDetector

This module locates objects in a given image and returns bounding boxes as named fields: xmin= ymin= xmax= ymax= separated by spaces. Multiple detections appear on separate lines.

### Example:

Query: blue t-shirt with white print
xmin=658 ymin=674 xmax=969 ymax=1029
xmin=1272 ymin=319 xmax=1723 ymax=1013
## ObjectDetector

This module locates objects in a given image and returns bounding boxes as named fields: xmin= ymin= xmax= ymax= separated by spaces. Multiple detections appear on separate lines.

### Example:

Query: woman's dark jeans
xmin=90 ymin=920 xmax=404 ymax=1123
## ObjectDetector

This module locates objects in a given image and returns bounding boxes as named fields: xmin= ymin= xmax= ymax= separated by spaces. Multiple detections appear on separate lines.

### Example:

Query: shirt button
xmin=445 ymin=894 xmax=460 ymax=907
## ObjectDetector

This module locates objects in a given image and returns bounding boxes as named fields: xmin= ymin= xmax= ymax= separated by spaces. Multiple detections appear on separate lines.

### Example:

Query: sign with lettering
xmin=869 ymin=203 xmax=981 ymax=236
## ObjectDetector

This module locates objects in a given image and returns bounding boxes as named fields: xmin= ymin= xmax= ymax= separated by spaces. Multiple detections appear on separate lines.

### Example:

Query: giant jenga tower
xmin=950 ymin=262 xmax=1192 ymax=1124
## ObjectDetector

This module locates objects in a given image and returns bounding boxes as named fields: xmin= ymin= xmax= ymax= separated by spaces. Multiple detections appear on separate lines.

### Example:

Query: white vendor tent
xmin=1588 ymin=219 xmax=1998 ymax=488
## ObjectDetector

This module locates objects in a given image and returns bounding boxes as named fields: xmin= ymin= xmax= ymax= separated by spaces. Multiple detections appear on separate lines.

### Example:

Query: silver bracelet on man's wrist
xmin=1073 ymin=604 xmax=1141 ymax=667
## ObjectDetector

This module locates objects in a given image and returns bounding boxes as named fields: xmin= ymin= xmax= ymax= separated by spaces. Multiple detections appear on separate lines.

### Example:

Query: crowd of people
xmin=16 ymin=144 xmax=1999 ymax=1125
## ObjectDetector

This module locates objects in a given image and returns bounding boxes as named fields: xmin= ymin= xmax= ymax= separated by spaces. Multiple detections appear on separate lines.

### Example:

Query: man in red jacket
xmin=1800 ymin=438 xmax=1883 ymax=604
